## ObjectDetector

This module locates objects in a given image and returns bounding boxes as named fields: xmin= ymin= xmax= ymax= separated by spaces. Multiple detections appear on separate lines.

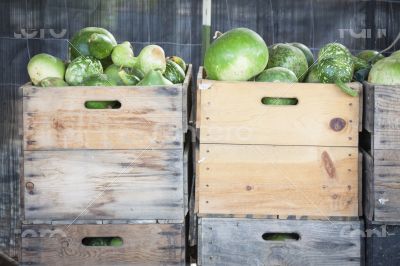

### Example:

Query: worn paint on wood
xmin=23 ymin=150 xmax=185 ymax=221
xmin=197 ymin=144 xmax=359 ymax=218
xmin=363 ymin=82 xmax=400 ymax=150
xmin=23 ymin=85 xmax=184 ymax=150
xmin=21 ymin=223 xmax=185 ymax=266
xmin=364 ymin=149 xmax=400 ymax=223
xmin=198 ymin=218 xmax=362 ymax=266
xmin=197 ymin=71 xmax=361 ymax=147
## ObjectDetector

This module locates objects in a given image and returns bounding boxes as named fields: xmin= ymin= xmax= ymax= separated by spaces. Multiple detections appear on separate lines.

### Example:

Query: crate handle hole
xmin=261 ymin=97 xmax=298 ymax=106
xmin=81 ymin=237 xmax=123 ymax=247
xmin=84 ymin=101 xmax=121 ymax=109
xmin=262 ymin=233 xmax=300 ymax=241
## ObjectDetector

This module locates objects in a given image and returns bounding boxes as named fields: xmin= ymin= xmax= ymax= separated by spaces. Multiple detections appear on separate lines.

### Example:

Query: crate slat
xmin=21 ymin=223 xmax=185 ymax=266
xmin=363 ymin=149 xmax=400 ymax=222
xmin=197 ymin=78 xmax=361 ymax=147
xmin=23 ymin=149 xmax=184 ymax=221
xmin=366 ymin=223 xmax=400 ymax=266
xmin=198 ymin=218 xmax=362 ymax=266
xmin=23 ymin=85 xmax=184 ymax=150
xmin=363 ymin=82 xmax=400 ymax=150
xmin=197 ymin=144 xmax=359 ymax=217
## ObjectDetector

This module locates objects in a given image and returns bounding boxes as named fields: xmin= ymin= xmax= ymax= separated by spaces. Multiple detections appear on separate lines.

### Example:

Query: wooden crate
xmin=20 ymin=222 xmax=185 ymax=266
xmin=365 ymin=222 xmax=400 ymax=266
xmin=21 ymin=65 xmax=192 ymax=222
xmin=198 ymin=217 xmax=363 ymax=266
xmin=196 ymin=67 xmax=362 ymax=218
xmin=362 ymin=82 xmax=400 ymax=223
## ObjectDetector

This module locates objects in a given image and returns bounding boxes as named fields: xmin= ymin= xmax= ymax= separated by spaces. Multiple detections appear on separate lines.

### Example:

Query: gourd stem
xmin=335 ymin=80 xmax=358 ymax=97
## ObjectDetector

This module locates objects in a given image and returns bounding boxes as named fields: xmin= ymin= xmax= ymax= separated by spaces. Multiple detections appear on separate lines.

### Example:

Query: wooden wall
xmin=0 ymin=0 xmax=399 ymax=259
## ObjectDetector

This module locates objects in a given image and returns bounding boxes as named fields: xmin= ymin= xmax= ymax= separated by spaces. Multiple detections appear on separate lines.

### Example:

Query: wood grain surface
xmin=197 ymin=144 xmax=359 ymax=217
xmin=197 ymin=75 xmax=361 ymax=147
xmin=363 ymin=82 xmax=400 ymax=150
xmin=21 ymin=223 xmax=185 ymax=266
xmin=198 ymin=218 xmax=362 ymax=266
xmin=23 ymin=149 xmax=185 ymax=221
xmin=364 ymin=149 xmax=400 ymax=223
xmin=23 ymin=85 xmax=184 ymax=150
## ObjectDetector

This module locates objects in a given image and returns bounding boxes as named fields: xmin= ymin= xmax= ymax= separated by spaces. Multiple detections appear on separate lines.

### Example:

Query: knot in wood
xmin=330 ymin=118 xmax=346 ymax=132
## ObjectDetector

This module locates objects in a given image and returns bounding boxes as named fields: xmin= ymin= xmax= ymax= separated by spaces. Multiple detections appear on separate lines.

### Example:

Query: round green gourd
xmin=204 ymin=28 xmax=269 ymax=81
xmin=256 ymin=67 xmax=298 ymax=83
xmin=65 ymin=56 xmax=103 ymax=86
xmin=164 ymin=60 xmax=185 ymax=84
xmin=267 ymin=43 xmax=308 ymax=81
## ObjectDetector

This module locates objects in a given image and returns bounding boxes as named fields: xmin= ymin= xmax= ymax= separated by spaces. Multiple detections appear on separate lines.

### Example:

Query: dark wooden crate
xmin=198 ymin=217 xmax=363 ymax=266
xmin=362 ymin=82 xmax=400 ymax=223
xmin=20 ymin=222 xmax=185 ymax=266
xmin=365 ymin=222 xmax=400 ymax=266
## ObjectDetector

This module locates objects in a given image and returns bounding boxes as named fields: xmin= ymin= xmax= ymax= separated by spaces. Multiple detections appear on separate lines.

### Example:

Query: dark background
xmin=0 ymin=0 xmax=399 ymax=259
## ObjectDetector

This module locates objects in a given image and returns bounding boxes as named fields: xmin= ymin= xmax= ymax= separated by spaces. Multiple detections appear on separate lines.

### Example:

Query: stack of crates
xmin=362 ymin=82 xmax=400 ymax=266
xmin=19 ymin=66 xmax=192 ymax=265
xmin=195 ymin=67 xmax=364 ymax=265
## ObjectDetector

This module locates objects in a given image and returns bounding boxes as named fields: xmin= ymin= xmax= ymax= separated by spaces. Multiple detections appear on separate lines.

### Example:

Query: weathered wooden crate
xmin=196 ymin=67 xmax=362 ymax=218
xmin=20 ymin=65 xmax=192 ymax=222
xmin=198 ymin=217 xmax=363 ymax=266
xmin=365 ymin=222 xmax=400 ymax=266
xmin=20 ymin=221 xmax=185 ymax=266
xmin=362 ymin=82 xmax=400 ymax=223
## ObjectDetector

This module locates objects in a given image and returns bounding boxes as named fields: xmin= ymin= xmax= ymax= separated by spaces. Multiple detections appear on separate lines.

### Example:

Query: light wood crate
xmin=198 ymin=217 xmax=363 ymax=266
xmin=20 ymin=221 xmax=185 ymax=266
xmin=362 ymin=82 xmax=400 ymax=223
xmin=196 ymin=67 xmax=362 ymax=218
xmin=20 ymin=65 xmax=192 ymax=222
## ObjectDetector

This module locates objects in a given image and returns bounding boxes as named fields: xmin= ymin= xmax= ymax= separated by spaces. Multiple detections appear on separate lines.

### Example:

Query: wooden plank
xmin=197 ymin=217 xmax=203 ymax=266
xmin=365 ymin=223 xmax=400 ymax=266
xmin=362 ymin=81 xmax=375 ymax=134
xmin=198 ymin=213 xmax=359 ymax=221
xmin=199 ymin=218 xmax=362 ymax=266
xmin=358 ymin=84 xmax=364 ymax=133
xmin=197 ymin=144 xmax=359 ymax=217
xmin=182 ymin=64 xmax=193 ymax=133
xmin=367 ymin=84 xmax=400 ymax=150
xmin=197 ymin=76 xmax=361 ymax=146
xmin=362 ymin=149 xmax=375 ymax=222
xmin=23 ymin=85 xmax=183 ymax=150
xmin=21 ymin=223 xmax=185 ymax=266
xmin=195 ymin=67 xmax=204 ymax=130
xmin=22 ymin=219 xmax=184 ymax=225
xmin=0 ymin=84 xmax=22 ymax=260
xmin=23 ymin=149 xmax=184 ymax=220
xmin=372 ymin=149 xmax=400 ymax=222
xmin=194 ymin=143 xmax=200 ymax=215
xmin=358 ymin=151 xmax=363 ymax=217
xmin=189 ymin=139 xmax=198 ymax=248
xmin=183 ymin=143 xmax=189 ymax=216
